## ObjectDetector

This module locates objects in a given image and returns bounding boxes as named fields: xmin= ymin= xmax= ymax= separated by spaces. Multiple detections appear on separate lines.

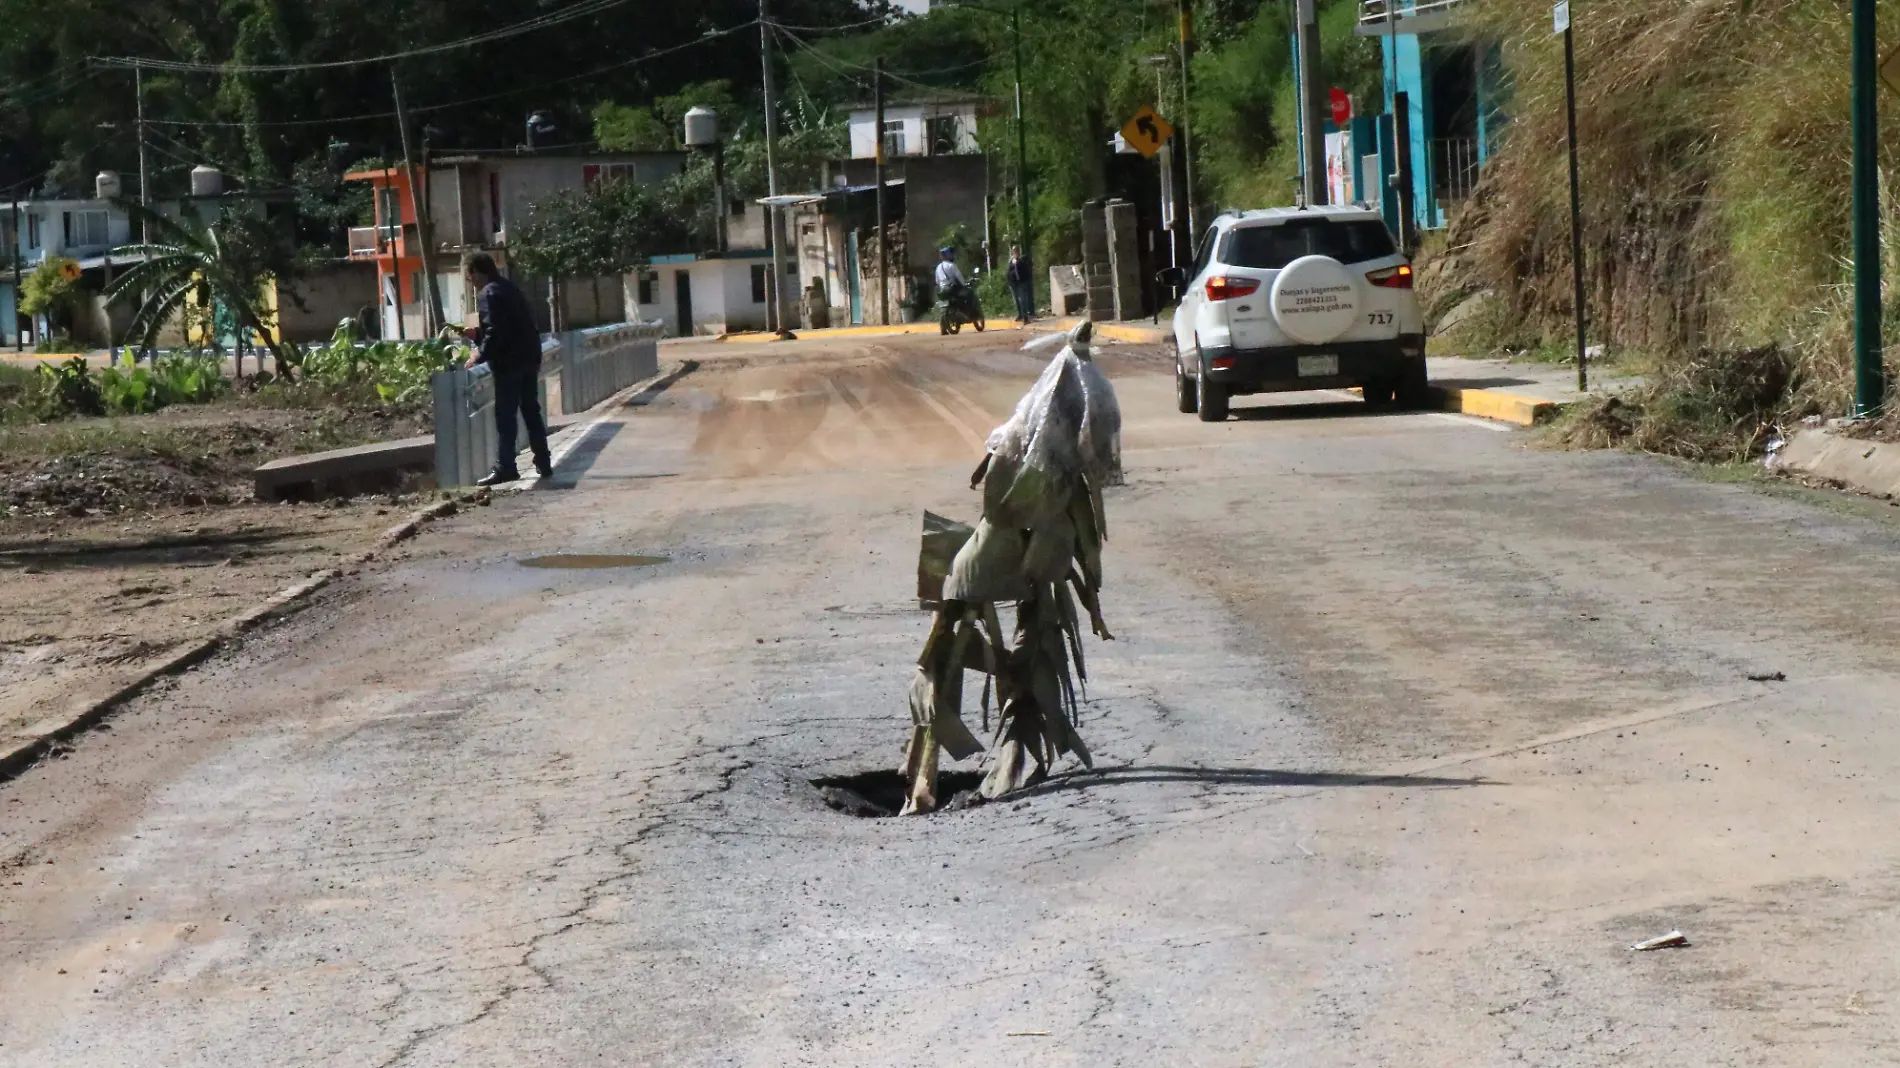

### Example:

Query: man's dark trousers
xmin=1011 ymin=281 xmax=1034 ymax=322
xmin=492 ymin=365 xmax=551 ymax=476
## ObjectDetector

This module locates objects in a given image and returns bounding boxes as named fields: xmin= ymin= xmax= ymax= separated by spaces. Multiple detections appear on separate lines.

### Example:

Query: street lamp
xmin=683 ymin=106 xmax=728 ymax=254
xmin=524 ymin=111 xmax=557 ymax=153
xmin=953 ymin=2 xmax=1030 ymax=268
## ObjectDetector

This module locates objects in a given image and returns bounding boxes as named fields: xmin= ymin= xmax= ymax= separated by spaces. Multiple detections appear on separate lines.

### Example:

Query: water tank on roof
xmin=190 ymin=165 xmax=223 ymax=198
xmin=683 ymin=106 xmax=719 ymax=148
xmin=95 ymin=170 xmax=122 ymax=199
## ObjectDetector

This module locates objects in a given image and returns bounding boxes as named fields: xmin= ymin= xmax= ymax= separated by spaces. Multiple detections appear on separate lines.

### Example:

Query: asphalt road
xmin=6 ymin=331 xmax=1900 ymax=1066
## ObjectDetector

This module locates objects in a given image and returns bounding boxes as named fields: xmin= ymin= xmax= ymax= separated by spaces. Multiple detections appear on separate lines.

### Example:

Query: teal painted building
xmin=1360 ymin=0 xmax=1507 ymax=234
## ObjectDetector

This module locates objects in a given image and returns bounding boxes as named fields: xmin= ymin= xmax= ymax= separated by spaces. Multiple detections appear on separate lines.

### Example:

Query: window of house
xmin=67 ymin=210 xmax=108 ymax=248
xmin=378 ymin=187 xmax=402 ymax=244
xmin=881 ymin=120 xmax=907 ymax=158
xmin=489 ymin=172 xmax=502 ymax=236
xmin=25 ymin=214 xmax=41 ymax=250
xmin=585 ymin=163 xmax=637 ymax=189
xmin=637 ymin=271 xmax=655 ymax=305
xmin=925 ymin=115 xmax=961 ymax=156
xmin=750 ymin=264 xmax=769 ymax=304
xmin=731 ymin=196 xmax=746 ymax=217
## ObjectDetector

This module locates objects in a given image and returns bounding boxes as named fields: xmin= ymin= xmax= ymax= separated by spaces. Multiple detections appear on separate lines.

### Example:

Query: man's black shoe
xmin=533 ymin=457 xmax=553 ymax=479
xmin=475 ymin=468 xmax=519 ymax=487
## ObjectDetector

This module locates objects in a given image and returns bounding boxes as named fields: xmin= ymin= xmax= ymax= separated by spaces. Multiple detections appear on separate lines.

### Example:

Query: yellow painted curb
xmin=716 ymin=321 xmax=1037 ymax=344
xmin=1431 ymin=386 xmax=1559 ymax=427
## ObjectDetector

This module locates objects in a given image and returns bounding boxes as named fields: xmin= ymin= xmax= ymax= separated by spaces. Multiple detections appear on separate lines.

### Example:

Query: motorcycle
xmin=938 ymin=278 xmax=986 ymax=336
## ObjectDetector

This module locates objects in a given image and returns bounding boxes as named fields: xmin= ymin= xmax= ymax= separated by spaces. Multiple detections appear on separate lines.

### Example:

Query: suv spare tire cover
xmin=1269 ymin=254 xmax=1361 ymax=345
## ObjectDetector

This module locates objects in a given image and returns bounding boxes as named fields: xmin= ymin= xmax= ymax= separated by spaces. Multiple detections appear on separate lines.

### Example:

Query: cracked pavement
xmin=6 ymin=332 xmax=1900 ymax=1065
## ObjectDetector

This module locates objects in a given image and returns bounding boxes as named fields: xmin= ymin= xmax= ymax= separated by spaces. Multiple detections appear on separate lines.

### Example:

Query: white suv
xmin=1162 ymin=205 xmax=1427 ymax=422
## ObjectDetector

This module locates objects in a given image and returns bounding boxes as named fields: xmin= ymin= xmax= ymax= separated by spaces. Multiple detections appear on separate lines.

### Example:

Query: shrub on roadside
xmin=298 ymin=319 xmax=461 ymax=406
xmin=1545 ymin=344 xmax=1803 ymax=462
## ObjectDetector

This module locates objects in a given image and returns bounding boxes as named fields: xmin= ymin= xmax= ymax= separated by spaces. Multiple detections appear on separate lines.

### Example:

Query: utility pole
xmin=1557 ymin=1 xmax=1586 ymax=392
xmin=1175 ymin=0 xmax=1199 ymax=244
xmin=761 ymin=0 xmax=790 ymax=337
xmin=11 ymin=200 xmax=20 ymax=351
xmin=391 ymin=67 xmax=444 ymax=337
xmin=135 ymin=61 xmax=150 ymax=244
xmin=1851 ymin=0 xmax=1885 ymax=415
xmin=1011 ymin=4 xmax=1029 ymax=268
xmin=875 ymin=56 xmax=889 ymax=326
xmin=1295 ymin=0 xmax=1327 ymax=205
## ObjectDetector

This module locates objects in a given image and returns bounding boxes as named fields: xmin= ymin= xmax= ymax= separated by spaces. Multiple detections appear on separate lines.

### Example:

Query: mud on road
xmin=5 ymin=330 xmax=1900 ymax=1066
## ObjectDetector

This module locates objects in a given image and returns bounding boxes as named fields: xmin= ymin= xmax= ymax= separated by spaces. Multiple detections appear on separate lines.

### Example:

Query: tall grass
xmin=1446 ymin=0 xmax=1900 ymax=448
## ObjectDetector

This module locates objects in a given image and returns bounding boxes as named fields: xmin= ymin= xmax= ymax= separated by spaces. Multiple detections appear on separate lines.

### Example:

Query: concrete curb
xmin=1429 ymin=385 xmax=1561 ymax=427
xmin=1773 ymin=428 xmax=1900 ymax=498
xmin=0 ymin=497 xmax=466 ymax=783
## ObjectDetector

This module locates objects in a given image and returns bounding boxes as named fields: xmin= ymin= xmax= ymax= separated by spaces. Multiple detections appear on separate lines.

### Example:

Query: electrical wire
xmin=776 ymin=25 xmax=988 ymax=96
xmin=137 ymin=22 xmax=761 ymax=130
xmin=91 ymin=0 xmax=652 ymax=74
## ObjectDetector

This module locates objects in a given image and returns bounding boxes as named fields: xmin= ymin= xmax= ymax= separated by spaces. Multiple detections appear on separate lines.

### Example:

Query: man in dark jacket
xmin=1005 ymin=245 xmax=1035 ymax=325
xmin=462 ymin=253 xmax=551 ymax=485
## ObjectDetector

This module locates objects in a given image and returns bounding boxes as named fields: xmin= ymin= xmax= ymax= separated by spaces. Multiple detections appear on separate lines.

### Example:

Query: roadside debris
xmin=1747 ymin=670 xmax=1787 ymax=682
xmin=1630 ymin=930 xmax=1689 ymax=951
xmin=901 ymin=321 xmax=1121 ymax=814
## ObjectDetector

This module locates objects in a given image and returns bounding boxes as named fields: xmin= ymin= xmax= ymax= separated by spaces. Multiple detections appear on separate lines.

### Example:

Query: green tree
xmin=20 ymin=258 xmax=85 ymax=341
xmin=593 ymin=103 xmax=675 ymax=152
xmin=509 ymin=177 xmax=697 ymax=282
xmin=107 ymin=204 xmax=300 ymax=378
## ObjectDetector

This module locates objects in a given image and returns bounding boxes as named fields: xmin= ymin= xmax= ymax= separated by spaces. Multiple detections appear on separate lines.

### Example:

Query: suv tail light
xmin=1204 ymin=276 xmax=1261 ymax=301
xmin=1367 ymin=263 xmax=1414 ymax=289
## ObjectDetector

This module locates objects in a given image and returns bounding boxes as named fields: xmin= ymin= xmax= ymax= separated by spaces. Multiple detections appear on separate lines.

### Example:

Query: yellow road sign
xmin=58 ymin=261 xmax=81 ymax=282
xmin=1120 ymin=106 xmax=1175 ymax=159
xmin=1884 ymin=44 xmax=1900 ymax=97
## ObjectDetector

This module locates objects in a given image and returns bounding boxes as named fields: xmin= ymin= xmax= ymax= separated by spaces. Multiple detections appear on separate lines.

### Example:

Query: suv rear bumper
xmin=1197 ymin=335 xmax=1426 ymax=394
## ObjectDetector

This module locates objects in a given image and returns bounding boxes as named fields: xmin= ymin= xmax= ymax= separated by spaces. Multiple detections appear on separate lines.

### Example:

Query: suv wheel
xmin=1396 ymin=359 xmax=1432 ymax=410
xmin=1198 ymin=377 xmax=1230 ymax=422
xmin=1175 ymin=360 xmax=1199 ymax=414
xmin=1362 ymin=379 xmax=1396 ymax=407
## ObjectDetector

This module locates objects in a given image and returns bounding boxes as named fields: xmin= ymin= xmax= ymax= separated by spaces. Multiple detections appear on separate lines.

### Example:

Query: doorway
xmin=674 ymin=270 xmax=693 ymax=338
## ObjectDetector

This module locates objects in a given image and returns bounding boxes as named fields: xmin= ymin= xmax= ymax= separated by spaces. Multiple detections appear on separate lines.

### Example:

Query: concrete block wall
xmin=1105 ymin=199 xmax=1143 ymax=322
xmin=1080 ymin=201 xmax=1113 ymax=322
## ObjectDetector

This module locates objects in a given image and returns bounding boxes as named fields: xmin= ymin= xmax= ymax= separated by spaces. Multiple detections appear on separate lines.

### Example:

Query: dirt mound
xmin=4 ymin=454 xmax=236 ymax=518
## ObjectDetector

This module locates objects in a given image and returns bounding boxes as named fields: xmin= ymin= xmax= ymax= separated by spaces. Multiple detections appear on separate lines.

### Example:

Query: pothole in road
xmin=519 ymin=554 xmax=670 ymax=570
xmin=810 ymin=770 xmax=986 ymax=817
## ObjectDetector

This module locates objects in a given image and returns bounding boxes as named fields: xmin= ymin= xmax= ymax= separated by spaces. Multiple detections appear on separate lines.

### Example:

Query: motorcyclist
xmin=934 ymin=247 xmax=968 ymax=297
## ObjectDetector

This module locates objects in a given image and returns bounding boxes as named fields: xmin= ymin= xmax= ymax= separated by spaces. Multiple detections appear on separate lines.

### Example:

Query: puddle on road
xmin=518 ymin=554 xmax=670 ymax=570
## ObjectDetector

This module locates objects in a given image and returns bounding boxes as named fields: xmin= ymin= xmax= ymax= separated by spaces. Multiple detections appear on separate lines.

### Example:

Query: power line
xmin=775 ymin=25 xmax=987 ymax=96
xmin=137 ymin=23 xmax=762 ymax=130
xmin=91 ymin=0 xmax=647 ymax=74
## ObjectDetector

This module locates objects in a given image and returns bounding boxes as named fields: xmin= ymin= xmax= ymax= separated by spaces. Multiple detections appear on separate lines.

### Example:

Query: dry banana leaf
xmin=917 ymin=512 xmax=975 ymax=605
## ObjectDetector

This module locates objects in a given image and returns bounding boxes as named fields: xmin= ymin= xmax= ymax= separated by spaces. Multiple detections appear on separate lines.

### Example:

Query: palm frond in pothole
xmin=902 ymin=321 xmax=1120 ymax=814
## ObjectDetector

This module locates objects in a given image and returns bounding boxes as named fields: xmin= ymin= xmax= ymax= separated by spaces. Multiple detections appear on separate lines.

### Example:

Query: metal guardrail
xmin=431 ymin=336 xmax=562 ymax=489
xmin=558 ymin=320 xmax=664 ymax=413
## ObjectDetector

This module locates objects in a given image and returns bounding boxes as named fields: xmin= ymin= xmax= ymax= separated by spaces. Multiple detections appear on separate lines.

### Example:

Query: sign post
xmin=1119 ymin=105 xmax=1175 ymax=159
xmin=1556 ymin=1 xmax=1586 ymax=393
xmin=1852 ymin=0 xmax=1885 ymax=415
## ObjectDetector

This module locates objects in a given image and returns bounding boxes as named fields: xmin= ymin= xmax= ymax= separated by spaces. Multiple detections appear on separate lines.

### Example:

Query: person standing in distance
xmin=461 ymin=254 xmax=551 ymax=486
xmin=1005 ymin=245 xmax=1035 ymax=326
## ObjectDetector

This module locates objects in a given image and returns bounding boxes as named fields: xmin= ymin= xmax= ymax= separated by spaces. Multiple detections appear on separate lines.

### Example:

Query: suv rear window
xmin=1219 ymin=218 xmax=1397 ymax=269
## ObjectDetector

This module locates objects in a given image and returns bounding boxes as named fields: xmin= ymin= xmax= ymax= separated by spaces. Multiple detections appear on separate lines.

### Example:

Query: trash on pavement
xmin=1630 ymin=930 xmax=1689 ymax=951
xmin=1746 ymin=670 xmax=1787 ymax=682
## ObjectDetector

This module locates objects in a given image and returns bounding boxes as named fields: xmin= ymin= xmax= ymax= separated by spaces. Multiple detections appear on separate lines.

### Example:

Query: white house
xmin=847 ymin=97 xmax=983 ymax=160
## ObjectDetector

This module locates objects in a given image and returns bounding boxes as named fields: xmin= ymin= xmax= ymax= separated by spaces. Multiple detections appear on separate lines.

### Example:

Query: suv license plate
xmin=1297 ymin=355 xmax=1339 ymax=377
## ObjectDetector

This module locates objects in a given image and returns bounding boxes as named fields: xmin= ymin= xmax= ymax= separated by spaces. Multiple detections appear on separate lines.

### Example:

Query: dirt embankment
xmin=0 ymin=391 xmax=437 ymax=748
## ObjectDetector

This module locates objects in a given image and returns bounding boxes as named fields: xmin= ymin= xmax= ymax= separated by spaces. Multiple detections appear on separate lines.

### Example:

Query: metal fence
xmin=431 ymin=322 xmax=663 ymax=488
xmin=1431 ymin=136 xmax=1481 ymax=209
xmin=431 ymin=337 xmax=562 ymax=489
xmin=559 ymin=320 xmax=664 ymax=413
